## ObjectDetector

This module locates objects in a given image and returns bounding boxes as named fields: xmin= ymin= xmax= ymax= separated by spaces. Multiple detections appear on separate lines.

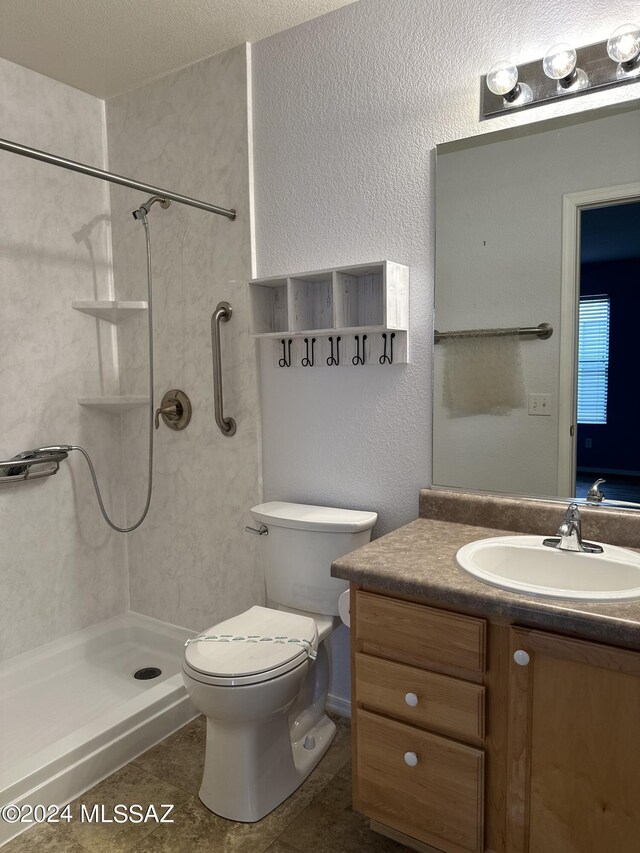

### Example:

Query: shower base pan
xmin=0 ymin=612 xmax=197 ymax=847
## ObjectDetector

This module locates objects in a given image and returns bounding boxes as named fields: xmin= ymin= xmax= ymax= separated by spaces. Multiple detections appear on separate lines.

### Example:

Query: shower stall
xmin=0 ymin=615 xmax=194 ymax=846
xmin=0 ymin=44 xmax=262 ymax=846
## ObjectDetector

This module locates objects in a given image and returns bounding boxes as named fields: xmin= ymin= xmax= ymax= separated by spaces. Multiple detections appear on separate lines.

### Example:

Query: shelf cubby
xmin=334 ymin=262 xmax=408 ymax=330
xmin=248 ymin=278 xmax=289 ymax=336
xmin=334 ymin=265 xmax=384 ymax=329
xmin=289 ymin=272 xmax=334 ymax=332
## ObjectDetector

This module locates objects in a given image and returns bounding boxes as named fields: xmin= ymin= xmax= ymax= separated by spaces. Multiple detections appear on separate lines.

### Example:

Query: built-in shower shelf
xmin=72 ymin=300 xmax=148 ymax=323
xmin=78 ymin=396 xmax=150 ymax=412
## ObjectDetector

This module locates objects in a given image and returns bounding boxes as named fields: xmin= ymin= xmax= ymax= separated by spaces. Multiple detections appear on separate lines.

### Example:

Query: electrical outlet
xmin=528 ymin=393 xmax=551 ymax=416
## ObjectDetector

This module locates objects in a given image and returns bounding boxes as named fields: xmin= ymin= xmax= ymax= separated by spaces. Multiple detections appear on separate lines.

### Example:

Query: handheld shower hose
xmin=37 ymin=198 xmax=165 ymax=532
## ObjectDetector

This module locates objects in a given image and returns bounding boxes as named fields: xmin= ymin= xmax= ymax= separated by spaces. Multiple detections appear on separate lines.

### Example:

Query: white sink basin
xmin=456 ymin=535 xmax=640 ymax=601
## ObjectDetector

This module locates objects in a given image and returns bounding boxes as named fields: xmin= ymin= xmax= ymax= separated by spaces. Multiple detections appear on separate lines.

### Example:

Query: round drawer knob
xmin=405 ymin=692 xmax=419 ymax=707
xmin=514 ymin=649 xmax=531 ymax=666
xmin=404 ymin=751 xmax=418 ymax=767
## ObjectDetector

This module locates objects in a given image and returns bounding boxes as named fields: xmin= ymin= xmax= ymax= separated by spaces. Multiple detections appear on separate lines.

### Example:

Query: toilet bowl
xmin=183 ymin=605 xmax=333 ymax=821
xmin=182 ymin=501 xmax=377 ymax=822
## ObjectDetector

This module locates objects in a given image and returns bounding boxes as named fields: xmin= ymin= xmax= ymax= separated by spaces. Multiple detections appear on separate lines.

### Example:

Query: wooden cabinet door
xmin=506 ymin=627 xmax=640 ymax=853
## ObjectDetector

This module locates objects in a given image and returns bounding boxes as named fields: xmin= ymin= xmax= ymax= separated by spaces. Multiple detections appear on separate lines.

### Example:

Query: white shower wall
xmin=0 ymin=58 xmax=126 ymax=661
xmin=1 ymin=44 xmax=262 ymax=663
xmin=105 ymin=44 xmax=263 ymax=633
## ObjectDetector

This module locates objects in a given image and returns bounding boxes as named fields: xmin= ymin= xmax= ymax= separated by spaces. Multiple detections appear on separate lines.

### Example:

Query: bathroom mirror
xmin=433 ymin=101 xmax=640 ymax=507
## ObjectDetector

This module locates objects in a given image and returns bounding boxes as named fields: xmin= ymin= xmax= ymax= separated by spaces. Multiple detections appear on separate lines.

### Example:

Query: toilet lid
xmin=184 ymin=606 xmax=317 ymax=685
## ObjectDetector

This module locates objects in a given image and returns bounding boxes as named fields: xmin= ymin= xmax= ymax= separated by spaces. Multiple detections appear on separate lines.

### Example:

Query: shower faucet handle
xmin=155 ymin=400 xmax=179 ymax=429
xmin=155 ymin=390 xmax=192 ymax=431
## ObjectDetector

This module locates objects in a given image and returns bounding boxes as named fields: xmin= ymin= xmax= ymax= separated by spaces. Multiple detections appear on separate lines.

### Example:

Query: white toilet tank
xmin=249 ymin=502 xmax=377 ymax=616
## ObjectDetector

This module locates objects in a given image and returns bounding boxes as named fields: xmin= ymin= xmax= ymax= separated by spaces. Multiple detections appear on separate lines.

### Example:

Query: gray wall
xmin=251 ymin=0 xmax=640 ymax=703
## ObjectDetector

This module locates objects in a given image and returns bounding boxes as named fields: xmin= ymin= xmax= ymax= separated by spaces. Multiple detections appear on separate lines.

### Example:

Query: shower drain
xmin=134 ymin=666 xmax=162 ymax=680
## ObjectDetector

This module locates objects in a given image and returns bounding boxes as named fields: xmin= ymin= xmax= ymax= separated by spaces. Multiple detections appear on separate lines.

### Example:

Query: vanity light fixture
xmin=607 ymin=23 xmax=640 ymax=78
xmin=481 ymin=25 xmax=640 ymax=119
xmin=542 ymin=43 xmax=588 ymax=92
xmin=486 ymin=60 xmax=533 ymax=106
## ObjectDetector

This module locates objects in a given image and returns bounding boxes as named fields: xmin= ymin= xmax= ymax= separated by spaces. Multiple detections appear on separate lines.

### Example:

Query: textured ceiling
xmin=0 ymin=0 xmax=357 ymax=99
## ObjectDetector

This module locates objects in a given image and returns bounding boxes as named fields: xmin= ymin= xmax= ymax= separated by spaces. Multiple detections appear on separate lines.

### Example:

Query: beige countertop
xmin=331 ymin=516 xmax=640 ymax=648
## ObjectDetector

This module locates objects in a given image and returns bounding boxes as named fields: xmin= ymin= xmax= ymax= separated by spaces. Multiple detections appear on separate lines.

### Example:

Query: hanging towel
xmin=443 ymin=332 xmax=525 ymax=415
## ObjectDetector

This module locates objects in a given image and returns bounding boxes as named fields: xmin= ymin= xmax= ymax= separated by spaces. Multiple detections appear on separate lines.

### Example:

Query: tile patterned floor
xmin=4 ymin=715 xmax=407 ymax=852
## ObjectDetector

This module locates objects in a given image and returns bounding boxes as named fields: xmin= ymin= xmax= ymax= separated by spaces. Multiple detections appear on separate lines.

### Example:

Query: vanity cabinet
xmin=506 ymin=627 xmax=640 ymax=853
xmin=351 ymin=588 xmax=640 ymax=853
xmin=352 ymin=590 xmax=487 ymax=853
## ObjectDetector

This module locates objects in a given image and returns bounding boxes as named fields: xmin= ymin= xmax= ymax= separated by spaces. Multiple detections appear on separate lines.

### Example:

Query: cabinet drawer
xmin=355 ymin=591 xmax=486 ymax=678
xmin=355 ymin=709 xmax=484 ymax=853
xmin=355 ymin=653 xmax=485 ymax=742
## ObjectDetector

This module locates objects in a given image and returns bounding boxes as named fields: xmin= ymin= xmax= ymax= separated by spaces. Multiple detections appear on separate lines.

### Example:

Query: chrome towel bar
xmin=434 ymin=322 xmax=553 ymax=343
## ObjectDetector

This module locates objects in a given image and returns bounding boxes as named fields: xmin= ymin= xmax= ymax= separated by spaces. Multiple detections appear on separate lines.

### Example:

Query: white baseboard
xmin=326 ymin=693 xmax=351 ymax=718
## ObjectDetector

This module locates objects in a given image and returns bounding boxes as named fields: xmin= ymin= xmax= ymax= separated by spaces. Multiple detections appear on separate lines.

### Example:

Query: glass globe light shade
xmin=543 ymin=43 xmax=577 ymax=80
xmin=607 ymin=23 xmax=640 ymax=64
xmin=486 ymin=60 xmax=519 ymax=96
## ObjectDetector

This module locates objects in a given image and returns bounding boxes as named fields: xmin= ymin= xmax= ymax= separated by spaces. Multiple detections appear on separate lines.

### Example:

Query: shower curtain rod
xmin=0 ymin=137 xmax=236 ymax=220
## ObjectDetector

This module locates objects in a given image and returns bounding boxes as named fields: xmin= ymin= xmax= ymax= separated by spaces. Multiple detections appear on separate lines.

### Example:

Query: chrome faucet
xmin=586 ymin=478 xmax=606 ymax=502
xmin=543 ymin=503 xmax=603 ymax=554
xmin=557 ymin=504 xmax=583 ymax=551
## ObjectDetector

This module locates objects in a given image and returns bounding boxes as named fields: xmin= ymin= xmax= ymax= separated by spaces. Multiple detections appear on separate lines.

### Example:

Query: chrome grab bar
xmin=0 ymin=447 xmax=70 ymax=485
xmin=211 ymin=301 xmax=237 ymax=437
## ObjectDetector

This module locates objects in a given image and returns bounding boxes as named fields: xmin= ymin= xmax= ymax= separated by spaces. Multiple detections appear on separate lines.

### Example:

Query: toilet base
xmin=291 ymin=711 xmax=336 ymax=783
xmin=185 ymin=623 xmax=338 ymax=823
xmin=199 ymin=711 xmax=336 ymax=822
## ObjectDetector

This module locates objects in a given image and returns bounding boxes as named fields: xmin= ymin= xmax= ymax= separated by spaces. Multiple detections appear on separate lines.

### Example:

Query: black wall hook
xmin=301 ymin=337 xmax=316 ymax=367
xmin=352 ymin=334 xmax=367 ymax=365
xmin=278 ymin=338 xmax=292 ymax=367
xmin=379 ymin=332 xmax=395 ymax=364
xmin=327 ymin=335 xmax=341 ymax=366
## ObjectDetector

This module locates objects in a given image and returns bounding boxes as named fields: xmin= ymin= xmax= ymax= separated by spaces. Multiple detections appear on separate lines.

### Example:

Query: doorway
xmin=575 ymin=200 xmax=640 ymax=503
xmin=559 ymin=185 xmax=640 ymax=503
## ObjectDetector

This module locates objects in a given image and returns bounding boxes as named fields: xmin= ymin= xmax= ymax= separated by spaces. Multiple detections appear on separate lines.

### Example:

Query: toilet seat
xmin=184 ymin=605 xmax=317 ymax=687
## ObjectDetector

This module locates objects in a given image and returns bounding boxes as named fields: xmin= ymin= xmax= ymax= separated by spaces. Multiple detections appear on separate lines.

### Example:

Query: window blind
xmin=577 ymin=295 xmax=610 ymax=425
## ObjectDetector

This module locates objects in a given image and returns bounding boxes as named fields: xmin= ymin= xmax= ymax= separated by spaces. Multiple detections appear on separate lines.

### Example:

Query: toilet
xmin=182 ymin=500 xmax=377 ymax=822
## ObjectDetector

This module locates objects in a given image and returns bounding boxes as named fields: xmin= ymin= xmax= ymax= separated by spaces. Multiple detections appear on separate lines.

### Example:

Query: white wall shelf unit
xmin=249 ymin=260 xmax=409 ymax=366
xmin=77 ymin=396 xmax=150 ymax=412
xmin=72 ymin=300 xmax=148 ymax=323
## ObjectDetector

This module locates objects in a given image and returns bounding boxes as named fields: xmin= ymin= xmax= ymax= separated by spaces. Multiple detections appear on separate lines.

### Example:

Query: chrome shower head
xmin=132 ymin=195 xmax=171 ymax=220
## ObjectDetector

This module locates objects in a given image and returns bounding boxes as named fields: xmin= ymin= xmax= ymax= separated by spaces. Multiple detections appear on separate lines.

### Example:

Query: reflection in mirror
xmin=433 ymin=103 xmax=640 ymax=508
xmin=576 ymin=200 xmax=640 ymax=504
